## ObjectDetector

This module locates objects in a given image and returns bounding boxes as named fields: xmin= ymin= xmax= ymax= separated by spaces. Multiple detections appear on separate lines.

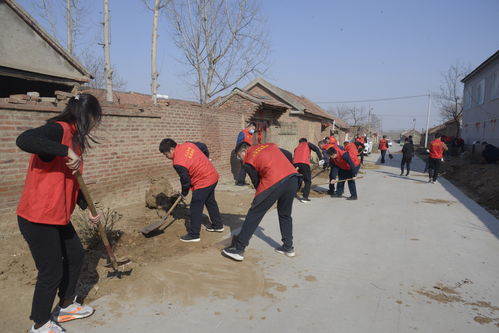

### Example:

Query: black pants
xmin=428 ymin=158 xmax=441 ymax=181
xmin=328 ymin=165 xmax=338 ymax=193
xmin=236 ymin=176 xmax=298 ymax=251
xmin=401 ymin=156 xmax=412 ymax=174
xmin=380 ymin=150 xmax=387 ymax=163
xmin=294 ymin=163 xmax=311 ymax=199
xmin=336 ymin=166 xmax=359 ymax=197
xmin=18 ymin=217 xmax=84 ymax=324
xmin=237 ymin=160 xmax=247 ymax=184
xmin=189 ymin=182 xmax=222 ymax=237
xmin=359 ymin=149 xmax=364 ymax=164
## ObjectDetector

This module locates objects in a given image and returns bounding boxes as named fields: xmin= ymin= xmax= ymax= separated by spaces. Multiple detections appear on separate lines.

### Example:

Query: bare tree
xmin=143 ymin=0 xmax=168 ymax=104
xmin=166 ymin=0 xmax=269 ymax=104
xmin=79 ymin=51 xmax=127 ymax=90
xmin=102 ymin=0 xmax=113 ymax=102
xmin=32 ymin=0 xmax=60 ymax=41
xmin=438 ymin=62 xmax=470 ymax=137
xmin=328 ymin=105 xmax=352 ymax=123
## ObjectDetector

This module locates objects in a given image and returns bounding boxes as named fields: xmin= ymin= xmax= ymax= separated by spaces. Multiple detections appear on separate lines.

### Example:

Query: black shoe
xmin=299 ymin=197 xmax=311 ymax=203
xmin=205 ymin=225 xmax=224 ymax=232
xmin=331 ymin=193 xmax=343 ymax=198
xmin=235 ymin=182 xmax=245 ymax=186
xmin=180 ymin=234 xmax=200 ymax=242
xmin=406 ymin=173 xmax=409 ymax=176
xmin=222 ymin=247 xmax=244 ymax=261
xmin=346 ymin=196 xmax=358 ymax=200
xmin=400 ymin=172 xmax=404 ymax=176
xmin=275 ymin=246 xmax=296 ymax=257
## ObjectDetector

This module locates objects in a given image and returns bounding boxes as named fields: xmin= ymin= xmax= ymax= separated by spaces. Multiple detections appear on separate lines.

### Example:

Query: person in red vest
xmin=160 ymin=139 xmax=223 ymax=242
xmin=428 ymin=134 xmax=448 ymax=183
xmin=16 ymin=94 xmax=102 ymax=333
xmin=293 ymin=138 xmax=324 ymax=202
xmin=222 ymin=142 xmax=300 ymax=261
xmin=318 ymin=139 xmax=338 ymax=195
xmin=378 ymin=135 xmax=389 ymax=163
xmin=235 ymin=122 xmax=256 ymax=186
xmin=328 ymin=135 xmax=338 ymax=145
xmin=327 ymin=142 xmax=361 ymax=200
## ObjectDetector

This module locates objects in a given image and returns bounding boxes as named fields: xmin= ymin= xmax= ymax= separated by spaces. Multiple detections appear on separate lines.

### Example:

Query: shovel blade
xmin=141 ymin=219 xmax=165 ymax=235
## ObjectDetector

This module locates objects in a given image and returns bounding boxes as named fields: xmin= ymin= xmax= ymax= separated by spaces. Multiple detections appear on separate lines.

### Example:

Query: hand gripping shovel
xmin=141 ymin=194 xmax=183 ymax=236
xmin=74 ymin=171 xmax=131 ymax=278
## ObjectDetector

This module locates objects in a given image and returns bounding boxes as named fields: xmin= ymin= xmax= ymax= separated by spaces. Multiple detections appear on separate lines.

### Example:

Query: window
xmin=492 ymin=70 xmax=499 ymax=100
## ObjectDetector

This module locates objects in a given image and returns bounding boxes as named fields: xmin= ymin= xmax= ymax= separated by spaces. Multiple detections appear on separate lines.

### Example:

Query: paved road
xmin=70 ymin=152 xmax=499 ymax=333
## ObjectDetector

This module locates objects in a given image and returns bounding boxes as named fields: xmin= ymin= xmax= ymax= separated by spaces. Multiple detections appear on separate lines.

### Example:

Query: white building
xmin=461 ymin=50 xmax=499 ymax=146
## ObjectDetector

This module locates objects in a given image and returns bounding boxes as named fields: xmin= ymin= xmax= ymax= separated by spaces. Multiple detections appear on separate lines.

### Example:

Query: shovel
xmin=141 ymin=194 xmax=183 ymax=236
xmin=74 ymin=171 xmax=130 ymax=278
xmin=329 ymin=176 xmax=364 ymax=184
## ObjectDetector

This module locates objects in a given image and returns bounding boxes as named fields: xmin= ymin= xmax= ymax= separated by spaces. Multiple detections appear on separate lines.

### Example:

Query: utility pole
xmin=424 ymin=93 xmax=432 ymax=148
xmin=367 ymin=106 xmax=372 ymax=137
xmin=150 ymin=0 xmax=161 ymax=104
xmin=66 ymin=0 xmax=73 ymax=55
xmin=103 ymin=0 xmax=113 ymax=103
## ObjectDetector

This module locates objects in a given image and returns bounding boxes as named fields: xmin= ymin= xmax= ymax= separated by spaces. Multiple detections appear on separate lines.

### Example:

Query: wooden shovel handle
xmin=74 ymin=171 xmax=119 ymax=271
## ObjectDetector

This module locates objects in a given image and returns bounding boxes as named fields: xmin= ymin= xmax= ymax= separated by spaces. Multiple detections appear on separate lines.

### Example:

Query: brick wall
xmin=0 ymin=98 xmax=247 ymax=220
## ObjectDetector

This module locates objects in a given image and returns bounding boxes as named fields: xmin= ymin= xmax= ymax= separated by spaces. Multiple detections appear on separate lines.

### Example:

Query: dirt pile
xmin=145 ymin=176 xmax=177 ymax=211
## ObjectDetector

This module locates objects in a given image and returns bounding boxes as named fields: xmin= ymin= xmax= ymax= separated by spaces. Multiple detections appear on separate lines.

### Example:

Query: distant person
xmin=379 ymin=135 xmax=389 ymax=163
xmin=428 ymin=134 xmax=448 ymax=183
xmin=318 ymin=140 xmax=338 ymax=195
xmin=328 ymin=143 xmax=361 ymax=200
xmin=159 ymin=139 xmax=223 ymax=242
xmin=328 ymin=134 xmax=338 ymax=145
xmin=482 ymin=142 xmax=499 ymax=163
xmin=222 ymin=142 xmax=299 ymax=261
xmin=235 ymin=122 xmax=256 ymax=186
xmin=400 ymin=137 xmax=414 ymax=176
xmin=293 ymin=138 xmax=324 ymax=203
xmin=456 ymin=137 xmax=465 ymax=153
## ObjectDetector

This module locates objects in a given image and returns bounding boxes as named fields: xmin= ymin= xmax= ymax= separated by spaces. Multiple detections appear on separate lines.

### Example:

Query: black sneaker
xmin=274 ymin=246 xmax=295 ymax=257
xmin=346 ymin=196 xmax=358 ymax=200
xmin=222 ymin=247 xmax=244 ymax=261
xmin=331 ymin=193 xmax=343 ymax=198
xmin=299 ymin=197 xmax=311 ymax=203
xmin=205 ymin=225 xmax=224 ymax=232
xmin=180 ymin=234 xmax=200 ymax=242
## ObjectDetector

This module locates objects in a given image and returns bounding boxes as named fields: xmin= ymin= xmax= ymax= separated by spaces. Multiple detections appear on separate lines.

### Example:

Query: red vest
xmin=293 ymin=142 xmax=311 ymax=165
xmin=17 ymin=122 xmax=81 ymax=225
xmin=242 ymin=128 xmax=253 ymax=145
xmin=345 ymin=142 xmax=361 ymax=166
xmin=331 ymin=144 xmax=359 ymax=170
xmin=429 ymin=139 xmax=444 ymax=159
xmin=244 ymin=143 xmax=297 ymax=196
xmin=173 ymin=142 xmax=219 ymax=190
xmin=329 ymin=136 xmax=337 ymax=145
xmin=379 ymin=139 xmax=388 ymax=150
xmin=323 ymin=143 xmax=335 ymax=151
xmin=356 ymin=137 xmax=365 ymax=144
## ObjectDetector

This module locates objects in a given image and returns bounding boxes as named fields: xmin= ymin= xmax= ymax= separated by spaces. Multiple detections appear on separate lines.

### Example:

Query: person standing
xmin=16 ymin=94 xmax=102 ymax=333
xmin=222 ymin=142 xmax=300 ymax=261
xmin=328 ymin=143 xmax=361 ymax=200
xmin=379 ymin=135 xmax=388 ymax=163
xmin=159 ymin=139 xmax=223 ymax=242
xmin=319 ymin=140 xmax=338 ymax=195
xmin=293 ymin=138 xmax=324 ymax=202
xmin=235 ymin=122 xmax=256 ymax=185
xmin=400 ymin=137 xmax=414 ymax=176
xmin=428 ymin=134 xmax=448 ymax=183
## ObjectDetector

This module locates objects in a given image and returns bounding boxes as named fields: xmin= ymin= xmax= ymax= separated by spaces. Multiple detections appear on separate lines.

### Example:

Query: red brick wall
xmin=0 ymin=99 xmax=246 ymax=220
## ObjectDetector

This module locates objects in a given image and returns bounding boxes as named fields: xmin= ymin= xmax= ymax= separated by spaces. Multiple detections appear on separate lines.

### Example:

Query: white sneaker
xmin=51 ymin=302 xmax=94 ymax=323
xmin=29 ymin=320 xmax=65 ymax=333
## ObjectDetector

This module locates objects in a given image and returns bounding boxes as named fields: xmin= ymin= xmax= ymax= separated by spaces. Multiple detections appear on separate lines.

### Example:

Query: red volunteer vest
xmin=323 ymin=143 xmax=335 ymax=151
xmin=293 ymin=142 xmax=311 ymax=165
xmin=173 ymin=142 xmax=219 ymax=190
xmin=17 ymin=122 xmax=81 ymax=225
xmin=379 ymin=139 xmax=388 ymax=150
xmin=329 ymin=136 xmax=338 ymax=145
xmin=429 ymin=139 xmax=444 ymax=159
xmin=356 ymin=137 xmax=365 ymax=144
xmin=331 ymin=145 xmax=358 ymax=170
xmin=244 ymin=143 xmax=297 ymax=196
xmin=345 ymin=142 xmax=361 ymax=167
xmin=242 ymin=128 xmax=253 ymax=145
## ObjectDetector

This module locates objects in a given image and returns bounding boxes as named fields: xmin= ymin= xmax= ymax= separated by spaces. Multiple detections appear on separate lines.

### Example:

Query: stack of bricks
xmin=0 ymin=95 xmax=249 ymax=220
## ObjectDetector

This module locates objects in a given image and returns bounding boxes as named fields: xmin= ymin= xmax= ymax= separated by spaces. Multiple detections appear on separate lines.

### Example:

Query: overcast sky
xmin=17 ymin=0 xmax=499 ymax=131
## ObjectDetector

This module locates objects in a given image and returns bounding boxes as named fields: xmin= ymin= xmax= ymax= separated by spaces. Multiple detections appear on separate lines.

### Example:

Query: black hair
xmin=299 ymin=138 xmax=308 ymax=143
xmin=247 ymin=122 xmax=256 ymax=128
xmin=159 ymin=138 xmax=177 ymax=153
xmin=343 ymin=141 xmax=349 ymax=145
xmin=383 ymin=135 xmax=386 ymax=138
xmin=327 ymin=147 xmax=337 ymax=156
xmin=318 ymin=140 xmax=326 ymax=146
xmin=435 ymin=133 xmax=443 ymax=138
xmin=405 ymin=137 xmax=409 ymax=142
xmin=235 ymin=141 xmax=251 ymax=154
xmin=47 ymin=93 xmax=102 ymax=153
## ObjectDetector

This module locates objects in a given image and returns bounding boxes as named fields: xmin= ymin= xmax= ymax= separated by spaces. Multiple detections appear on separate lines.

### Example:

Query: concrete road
xmin=69 ymin=152 xmax=499 ymax=333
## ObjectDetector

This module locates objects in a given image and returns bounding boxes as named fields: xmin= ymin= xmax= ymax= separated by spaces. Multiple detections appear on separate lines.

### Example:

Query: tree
xmin=143 ymin=0 xmax=168 ymax=104
xmin=102 ymin=0 xmax=113 ymax=102
xmin=79 ymin=50 xmax=127 ymax=90
xmin=328 ymin=105 xmax=352 ymax=123
xmin=438 ymin=62 xmax=470 ymax=137
xmin=166 ymin=0 xmax=270 ymax=104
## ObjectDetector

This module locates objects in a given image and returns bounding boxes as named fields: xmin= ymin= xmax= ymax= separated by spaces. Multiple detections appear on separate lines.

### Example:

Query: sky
xmin=16 ymin=0 xmax=499 ymax=131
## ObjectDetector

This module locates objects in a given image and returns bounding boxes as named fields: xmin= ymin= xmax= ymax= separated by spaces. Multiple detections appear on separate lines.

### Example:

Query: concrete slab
xmin=68 ymin=152 xmax=499 ymax=333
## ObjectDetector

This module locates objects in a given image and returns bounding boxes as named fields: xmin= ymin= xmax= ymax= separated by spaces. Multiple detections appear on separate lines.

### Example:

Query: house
xmin=0 ymin=0 xmax=91 ymax=97
xmin=424 ymin=119 xmax=461 ymax=145
xmin=237 ymin=77 xmax=349 ymax=151
xmin=461 ymin=50 xmax=499 ymax=146
xmin=400 ymin=129 xmax=421 ymax=145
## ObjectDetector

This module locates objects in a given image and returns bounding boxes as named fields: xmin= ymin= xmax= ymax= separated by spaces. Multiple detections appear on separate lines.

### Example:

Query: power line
xmin=316 ymin=94 xmax=429 ymax=104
